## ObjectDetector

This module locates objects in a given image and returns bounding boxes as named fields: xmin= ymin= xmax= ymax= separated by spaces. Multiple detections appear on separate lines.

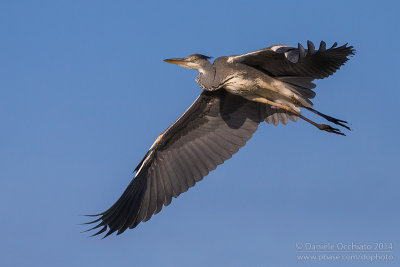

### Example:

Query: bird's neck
xmin=195 ymin=62 xmax=218 ymax=91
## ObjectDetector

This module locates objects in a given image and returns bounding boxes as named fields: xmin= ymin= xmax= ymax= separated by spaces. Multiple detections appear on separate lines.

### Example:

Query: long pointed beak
xmin=163 ymin=58 xmax=188 ymax=66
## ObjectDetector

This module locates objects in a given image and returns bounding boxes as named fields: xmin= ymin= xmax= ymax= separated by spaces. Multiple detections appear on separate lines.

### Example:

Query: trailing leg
xmin=247 ymin=96 xmax=346 ymax=135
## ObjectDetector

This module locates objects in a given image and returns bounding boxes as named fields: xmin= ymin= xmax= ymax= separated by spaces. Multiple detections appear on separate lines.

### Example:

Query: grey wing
xmin=230 ymin=40 xmax=355 ymax=79
xmin=86 ymin=90 xmax=265 ymax=237
xmin=231 ymin=40 xmax=355 ymax=126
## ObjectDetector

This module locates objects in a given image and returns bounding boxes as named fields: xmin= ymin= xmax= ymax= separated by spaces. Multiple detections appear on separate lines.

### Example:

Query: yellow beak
xmin=163 ymin=58 xmax=188 ymax=67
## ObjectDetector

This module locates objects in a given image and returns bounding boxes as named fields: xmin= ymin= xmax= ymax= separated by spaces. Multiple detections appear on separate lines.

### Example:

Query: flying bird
xmin=86 ymin=40 xmax=355 ymax=237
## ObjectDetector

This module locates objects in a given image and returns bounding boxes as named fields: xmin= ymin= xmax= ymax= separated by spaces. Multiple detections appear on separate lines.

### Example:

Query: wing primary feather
xmin=319 ymin=41 xmax=326 ymax=52
xmin=145 ymin=166 xmax=158 ymax=221
xmin=110 ymin=167 xmax=149 ymax=234
xmin=157 ymin=154 xmax=174 ymax=205
xmin=175 ymin=148 xmax=195 ymax=190
xmin=160 ymin=151 xmax=181 ymax=198
xmin=170 ymin=150 xmax=192 ymax=195
xmin=298 ymin=43 xmax=306 ymax=58
xmin=90 ymin=225 xmax=107 ymax=237
xmin=151 ymin=159 xmax=168 ymax=215
xmin=307 ymin=40 xmax=315 ymax=54
xmin=136 ymin=170 xmax=152 ymax=223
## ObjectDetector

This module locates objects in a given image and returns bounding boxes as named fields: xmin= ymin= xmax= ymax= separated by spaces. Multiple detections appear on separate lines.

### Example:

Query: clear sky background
xmin=1 ymin=1 xmax=399 ymax=266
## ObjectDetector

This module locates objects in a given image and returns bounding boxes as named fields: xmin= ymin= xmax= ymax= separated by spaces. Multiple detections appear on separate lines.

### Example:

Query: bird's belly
xmin=224 ymin=76 xmax=276 ymax=98
xmin=224 ymin=77 xmax=257 ymax=94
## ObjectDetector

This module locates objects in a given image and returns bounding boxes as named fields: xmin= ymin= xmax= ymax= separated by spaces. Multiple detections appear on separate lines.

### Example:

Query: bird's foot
xmin=305 ymin=107 xmax=351 ymax=131
xmin=318 ymin=124 xmax=345 ymax=136
xmin=321 ymin=115 xmax=351 ymax=130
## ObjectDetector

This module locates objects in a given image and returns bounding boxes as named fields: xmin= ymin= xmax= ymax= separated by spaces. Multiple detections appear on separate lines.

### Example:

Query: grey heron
xmin=86 ymin=40 xmax=355 ymax=237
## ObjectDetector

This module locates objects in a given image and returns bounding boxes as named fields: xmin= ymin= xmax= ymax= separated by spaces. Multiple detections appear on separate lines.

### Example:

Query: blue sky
xmin=1 ymin=1 xmax=399 ymax=266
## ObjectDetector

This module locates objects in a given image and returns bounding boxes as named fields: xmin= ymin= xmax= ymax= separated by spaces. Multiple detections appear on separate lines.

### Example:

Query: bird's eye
xmin=190 ymin=56 xmax=198 ymax=62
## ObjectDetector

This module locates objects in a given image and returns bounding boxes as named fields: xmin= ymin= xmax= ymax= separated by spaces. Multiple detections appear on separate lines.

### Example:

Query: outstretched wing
xmin=230 ymin=40 xmax=354 ymax=126
xmin=86 ymin=90 xmax=265 ymax=237
xmin=229 ymin=40 xmax=355 ymax=79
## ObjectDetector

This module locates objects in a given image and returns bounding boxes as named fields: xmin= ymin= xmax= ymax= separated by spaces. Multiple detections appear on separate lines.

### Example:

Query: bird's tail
xmin=264 ymin=76 xmax=316 ymax=126
xmin=277 ymin=76 xmax=316 ymax=107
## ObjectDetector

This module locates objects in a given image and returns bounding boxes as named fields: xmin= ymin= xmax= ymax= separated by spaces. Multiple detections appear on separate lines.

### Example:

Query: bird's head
xmin=164 ymin=54 xmax=211 ymax=70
